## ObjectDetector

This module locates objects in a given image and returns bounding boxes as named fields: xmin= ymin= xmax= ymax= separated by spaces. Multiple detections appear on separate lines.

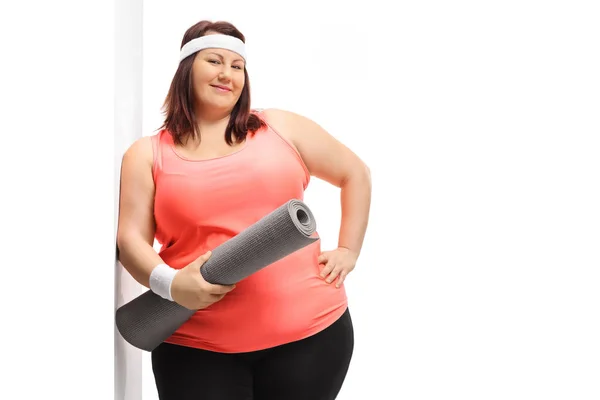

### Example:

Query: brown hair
xmin=159 ymin=20 xmax=266 ymax=146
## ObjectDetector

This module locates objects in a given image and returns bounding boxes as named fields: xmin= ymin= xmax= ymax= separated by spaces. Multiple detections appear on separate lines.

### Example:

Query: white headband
xmin=179 ymin=34 xmax=247 ymax=63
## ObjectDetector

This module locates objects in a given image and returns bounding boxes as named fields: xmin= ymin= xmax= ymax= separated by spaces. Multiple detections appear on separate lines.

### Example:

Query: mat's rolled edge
xmin=115 ymin=290 xmax=196 ymax=351
xmin=287 ymin=199 xmax=317 ymax=236
xmin=115 ymin=307 xmax=158 ymax=352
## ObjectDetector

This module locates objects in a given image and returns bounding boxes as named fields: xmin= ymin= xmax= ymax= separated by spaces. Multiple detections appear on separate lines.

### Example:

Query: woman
xmin=117 ymin=19 xmax=371 ymax=400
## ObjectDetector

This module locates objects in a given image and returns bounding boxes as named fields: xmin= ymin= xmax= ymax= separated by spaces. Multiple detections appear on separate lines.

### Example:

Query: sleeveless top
xmin=150 ymin=112 xmax=348 ymax=353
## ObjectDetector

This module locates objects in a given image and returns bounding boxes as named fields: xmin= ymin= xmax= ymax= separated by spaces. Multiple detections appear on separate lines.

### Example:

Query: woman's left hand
xmin=318 ymin=247 xmax=358 ymax=288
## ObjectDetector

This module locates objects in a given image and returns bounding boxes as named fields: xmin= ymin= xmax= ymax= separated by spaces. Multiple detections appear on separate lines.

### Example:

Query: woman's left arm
xmin=262 ymin=109 xmax=372 ymax=287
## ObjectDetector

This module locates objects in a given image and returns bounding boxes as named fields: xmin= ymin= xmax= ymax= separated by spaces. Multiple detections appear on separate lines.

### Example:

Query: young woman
xmin=116 ymin=19 xmax=371 ymax=400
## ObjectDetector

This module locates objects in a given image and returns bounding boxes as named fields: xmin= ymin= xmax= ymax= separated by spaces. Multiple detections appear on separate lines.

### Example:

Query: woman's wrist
xmin=149 ymin=263 xmax=178 ymax=301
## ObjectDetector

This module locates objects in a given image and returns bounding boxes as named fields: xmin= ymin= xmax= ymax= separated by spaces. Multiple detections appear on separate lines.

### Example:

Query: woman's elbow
xmin=357 ymin=161 xmax=371 ymax=186
xmin=116 ymin=229 xmax=129 ymax=256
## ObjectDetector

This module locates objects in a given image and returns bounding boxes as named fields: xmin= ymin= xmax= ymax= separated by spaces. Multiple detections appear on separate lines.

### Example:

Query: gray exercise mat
xmin=115 ymin=199 xmax=318 ymax=352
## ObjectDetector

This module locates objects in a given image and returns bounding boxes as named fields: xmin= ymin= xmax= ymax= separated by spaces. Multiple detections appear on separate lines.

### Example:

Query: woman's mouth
xmin=211 ymin=85 xmax=231 ymax=92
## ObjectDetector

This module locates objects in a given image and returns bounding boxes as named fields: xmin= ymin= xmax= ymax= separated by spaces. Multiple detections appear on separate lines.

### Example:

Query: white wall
xmin=2 ymin=1 xmax=599 ymax=399
xmin=114 ymin=0 xmax=144 ymax=399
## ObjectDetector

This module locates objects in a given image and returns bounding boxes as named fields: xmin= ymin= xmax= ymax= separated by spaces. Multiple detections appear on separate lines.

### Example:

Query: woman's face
xmin=191 ymin=43 xmax=246 ymax=113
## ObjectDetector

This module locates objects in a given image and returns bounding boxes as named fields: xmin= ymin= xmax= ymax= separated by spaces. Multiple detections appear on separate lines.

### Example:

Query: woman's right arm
xmin=116 ymin=137 xmax=164 ymax=288
xmin=116 ymin=136 xmax=236 ymax=308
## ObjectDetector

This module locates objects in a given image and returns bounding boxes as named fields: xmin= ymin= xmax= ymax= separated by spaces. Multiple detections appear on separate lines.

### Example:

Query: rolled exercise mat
xmin=115 ymin=199 xmax=318 ymax=352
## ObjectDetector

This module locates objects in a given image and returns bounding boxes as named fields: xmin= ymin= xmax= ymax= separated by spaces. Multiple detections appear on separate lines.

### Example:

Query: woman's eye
xmin=207 ymin=59 xmax=242 ymax=70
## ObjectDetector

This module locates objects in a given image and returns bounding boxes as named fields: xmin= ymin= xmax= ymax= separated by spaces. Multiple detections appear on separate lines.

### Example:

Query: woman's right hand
xmin=170 ymin=251 xmax=236 ymax=310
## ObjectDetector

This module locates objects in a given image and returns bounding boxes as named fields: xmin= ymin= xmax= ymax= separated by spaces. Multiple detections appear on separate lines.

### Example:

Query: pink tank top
xmin=151 ymin=112 xmax=348 ymax=353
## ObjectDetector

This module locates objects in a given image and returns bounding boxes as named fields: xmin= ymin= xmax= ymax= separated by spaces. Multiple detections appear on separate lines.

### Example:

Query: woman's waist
xmin=169 ymin=282 xmax=348 ymax=352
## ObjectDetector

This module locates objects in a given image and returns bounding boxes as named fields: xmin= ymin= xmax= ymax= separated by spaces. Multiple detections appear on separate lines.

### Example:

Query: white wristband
xmin=149 ymin=263 xmax=178 ymax=301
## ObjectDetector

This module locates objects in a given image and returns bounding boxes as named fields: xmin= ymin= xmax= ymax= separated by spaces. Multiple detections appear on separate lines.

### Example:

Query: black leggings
xmin=151 ymin=308 xmax=354 ymax=400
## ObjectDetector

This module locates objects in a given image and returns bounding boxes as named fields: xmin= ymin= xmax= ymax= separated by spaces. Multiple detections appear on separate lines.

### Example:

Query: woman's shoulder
xmin=256 ymin=107 xmax=303 ymax=123
xmin=254 ymin=108 xmax=314 ymax=141
xmin=122 ymin=134 xmax=156 ymax=168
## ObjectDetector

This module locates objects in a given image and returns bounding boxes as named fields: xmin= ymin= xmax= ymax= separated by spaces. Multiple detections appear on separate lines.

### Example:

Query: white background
xmin=1 ymin=0 xmax=599 ymax=399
